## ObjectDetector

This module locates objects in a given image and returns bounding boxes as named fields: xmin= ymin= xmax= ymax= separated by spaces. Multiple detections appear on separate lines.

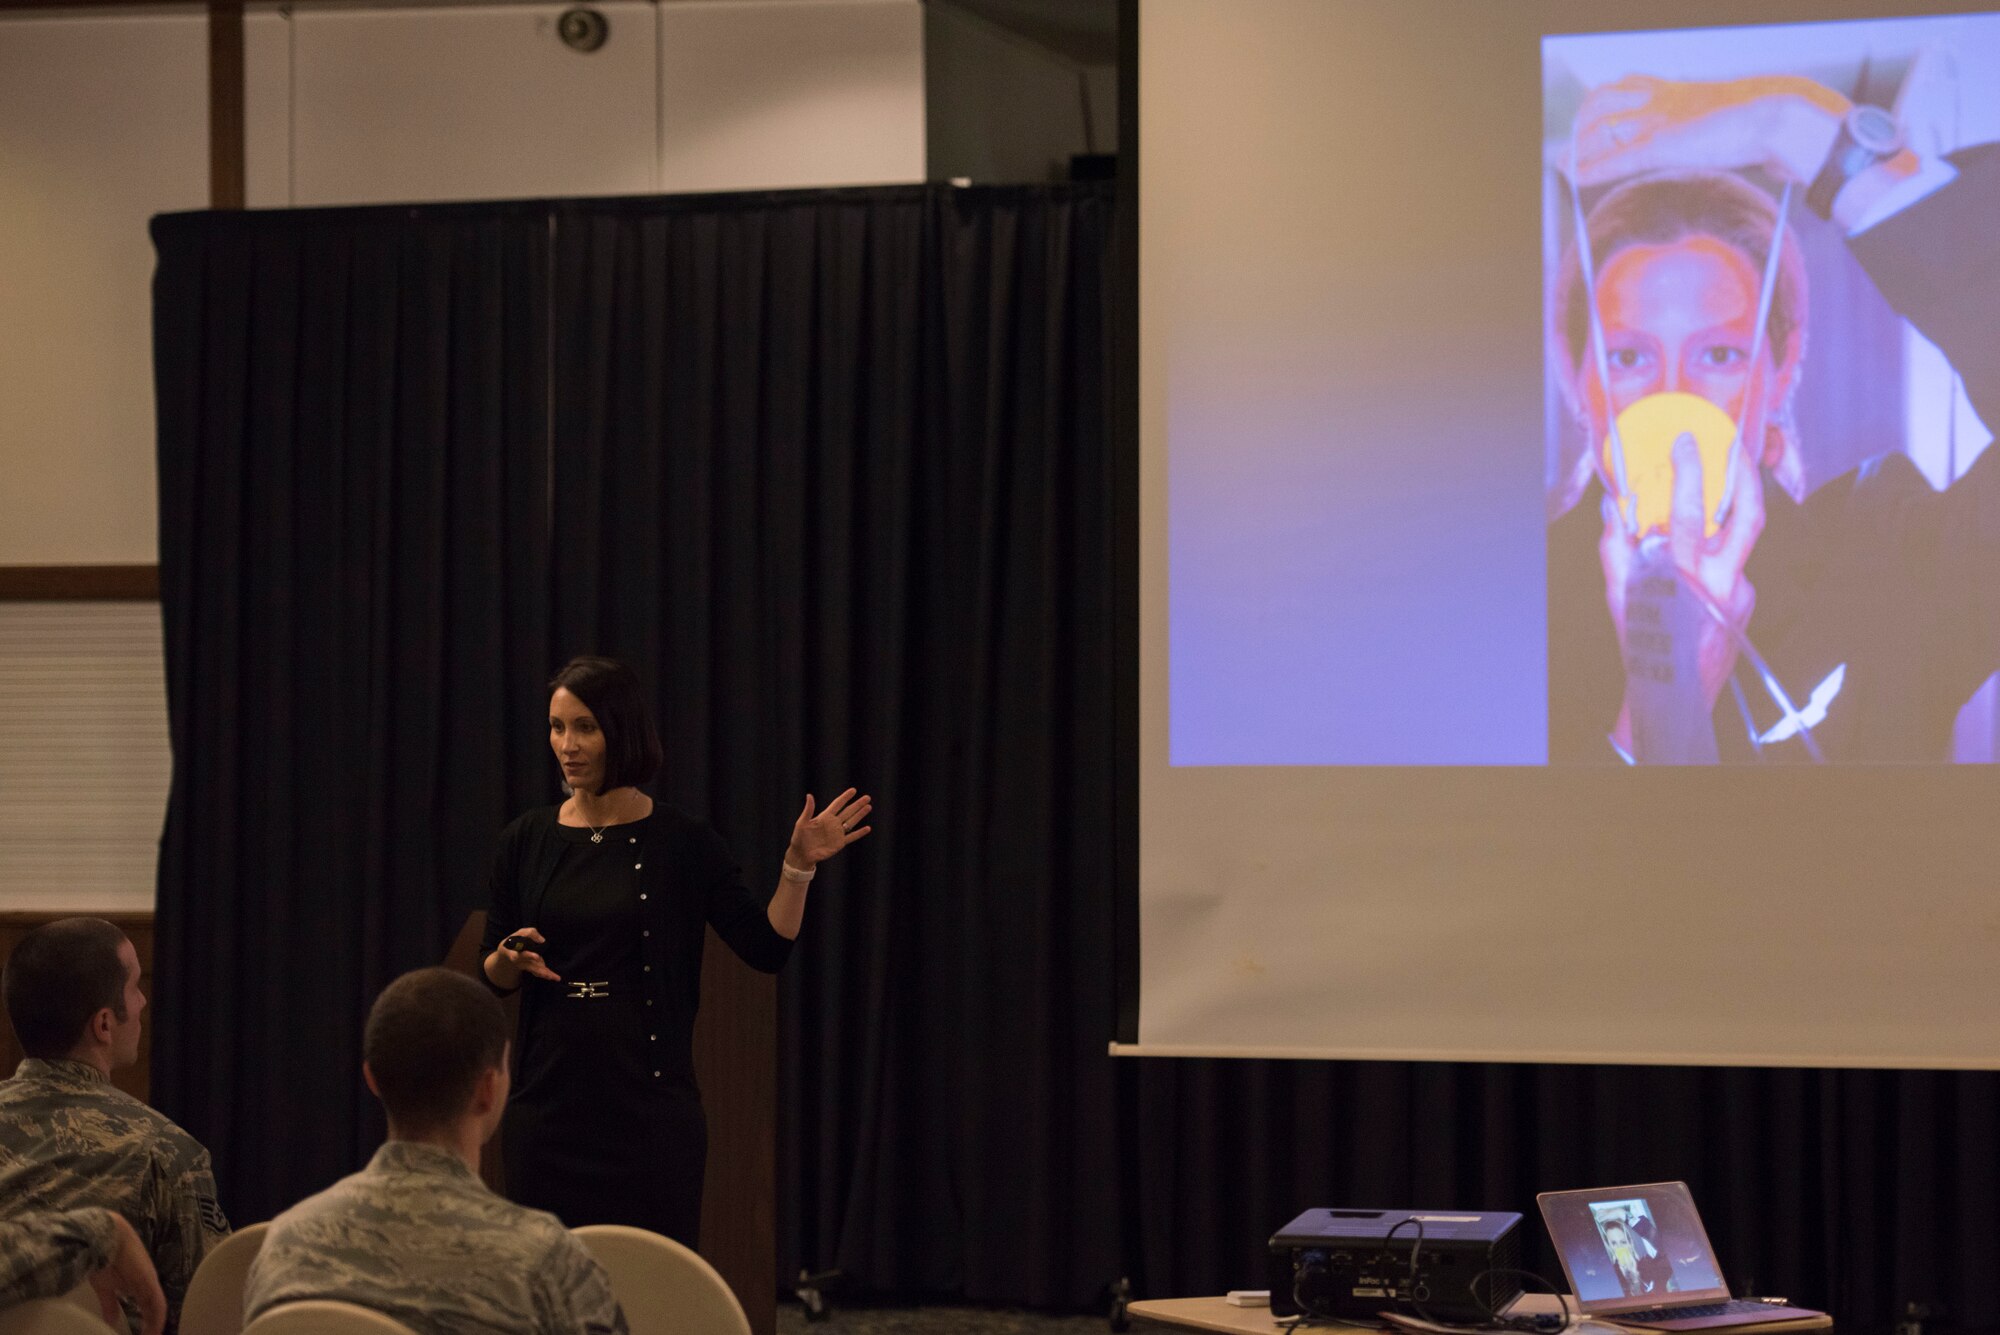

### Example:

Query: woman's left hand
xmin=788 ymin=788 xmax=875 ymax=867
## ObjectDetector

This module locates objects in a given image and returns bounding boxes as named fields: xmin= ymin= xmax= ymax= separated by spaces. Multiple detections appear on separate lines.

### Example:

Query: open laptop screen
xmin=1538 ymin=1183 xmax=1729 ymax=1310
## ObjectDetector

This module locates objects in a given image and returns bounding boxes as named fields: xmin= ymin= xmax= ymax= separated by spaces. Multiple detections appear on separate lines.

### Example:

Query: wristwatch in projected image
xmin=1806 ymin=103 xmax=1904 ymax=219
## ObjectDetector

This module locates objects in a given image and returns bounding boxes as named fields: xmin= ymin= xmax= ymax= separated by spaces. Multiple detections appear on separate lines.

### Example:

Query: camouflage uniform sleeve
xmin=0 ymin=1206 xmax=120 ymax=1306
xmin=144 ymin=1137 xmax=230 ymax=1331
xmin=535 ymin=1234 xmax=628 ymax=1335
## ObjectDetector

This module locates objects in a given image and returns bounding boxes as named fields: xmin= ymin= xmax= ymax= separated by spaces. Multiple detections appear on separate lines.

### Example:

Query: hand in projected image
xmin=1572 ymin=74 xmax=1849 ymax=188
xmin=1601 ymin=434 xmax=1761 ymax=741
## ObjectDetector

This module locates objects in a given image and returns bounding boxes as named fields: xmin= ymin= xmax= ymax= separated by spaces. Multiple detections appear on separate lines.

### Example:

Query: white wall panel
xmin=0 ymin=11 xmax=207 ymax=565
xmin=0 ymin=605 xmax=170 ymax=913
xmin=658 ymin=0 xmax=924 ymax=193
xmin=289 ymin=3 xmax=659 ymax=206
xmin=245 ymin=9 xmax=295 ymax=208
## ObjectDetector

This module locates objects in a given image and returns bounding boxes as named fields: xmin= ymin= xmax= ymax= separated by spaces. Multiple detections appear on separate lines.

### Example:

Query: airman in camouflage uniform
xmin=2 ymin=1204 xmax=168 ymax=1335
xmin=243 ymin=1140 xmax=626 ymax=1335
xmin=244 ymin=967 xmax=625 ymax=1335
xmin=0 ymin=1205 xmax=118 ymax=1305
xmin=3 ymin=917 xmax=227 ymax=1335
xmin=0 ymin=1057 xmax=228 ymax=1333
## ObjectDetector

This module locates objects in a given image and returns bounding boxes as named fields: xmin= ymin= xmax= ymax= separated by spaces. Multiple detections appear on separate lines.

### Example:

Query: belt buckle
xmin=565 ymin=980 xmax=611 ymax=1000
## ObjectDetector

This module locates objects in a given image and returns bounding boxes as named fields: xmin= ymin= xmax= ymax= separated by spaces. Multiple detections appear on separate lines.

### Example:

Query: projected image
xmin=1589 ymin=1199 xmax=1674 ymax=1297
xmin=1544 ymin=14 xmax=2000 ymax=764
xmin=1553 ymin=1191 xmax=1725 ymax=1303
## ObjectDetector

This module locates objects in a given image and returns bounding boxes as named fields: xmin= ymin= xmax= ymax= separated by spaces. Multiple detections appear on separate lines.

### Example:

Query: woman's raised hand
xmin=1572 ymin=74 xmax=1848 ymax=188
xmin=496 ymin=926 xmax=561 ymax=983
xmin=788 ymin=788 xmax=875 ymax=867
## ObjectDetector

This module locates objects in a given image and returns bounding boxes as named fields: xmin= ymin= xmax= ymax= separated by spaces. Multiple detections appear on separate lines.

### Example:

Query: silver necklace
xmin=576 ymin=796 xmax=619 ymax=843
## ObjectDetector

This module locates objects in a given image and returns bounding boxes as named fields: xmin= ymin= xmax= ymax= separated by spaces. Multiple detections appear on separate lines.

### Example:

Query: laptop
xmin=1536 ymin=1183 xmax=1829 ymax=1331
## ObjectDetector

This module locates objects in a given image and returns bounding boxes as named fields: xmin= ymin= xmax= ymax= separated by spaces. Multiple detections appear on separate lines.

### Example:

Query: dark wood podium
xmin=446 ymin=913 xmax=776 ymax=1335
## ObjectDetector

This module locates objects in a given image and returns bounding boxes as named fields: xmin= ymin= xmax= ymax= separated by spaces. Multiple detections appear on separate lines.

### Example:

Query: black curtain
xmin=149 ymin=185 xmax=1124 ymax=1276
xmin=151 ymin=204 xmax=556 ymax=1221
xmin=153 ymin=184 xmax=1999 ymax=1328
xmin=540 ymin=185 xmax=1123 ymax=1306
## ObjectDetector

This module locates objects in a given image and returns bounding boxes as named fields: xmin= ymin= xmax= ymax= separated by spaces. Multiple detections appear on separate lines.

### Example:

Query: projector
xmin=1267 ymin=1207 xmax=1523 ymax=1322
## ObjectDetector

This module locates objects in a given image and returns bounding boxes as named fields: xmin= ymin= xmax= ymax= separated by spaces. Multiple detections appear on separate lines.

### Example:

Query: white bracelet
xmin=781 ymin=860 xmax=817 ymax=883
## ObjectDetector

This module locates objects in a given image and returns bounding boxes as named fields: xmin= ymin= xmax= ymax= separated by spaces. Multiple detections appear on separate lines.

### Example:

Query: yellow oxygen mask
xmin=1602 ymin=391 xmax=1737 ymax=539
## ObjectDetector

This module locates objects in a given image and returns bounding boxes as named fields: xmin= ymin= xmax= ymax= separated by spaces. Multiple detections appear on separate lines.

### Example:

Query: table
xmin=1128 ymin=1293 xmax=1580 ymax=1334
xmin=1127 ymin=1298 xmax=1295 ymax=1334
xmin=1127 ymin=1296 xmax=1830 ymax=1335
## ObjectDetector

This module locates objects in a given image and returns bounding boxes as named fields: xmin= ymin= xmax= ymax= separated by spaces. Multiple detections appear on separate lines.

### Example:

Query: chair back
xmin=180 ymin=1222 xmax=270 ymax=1335
xmin=241 ymin=1301 xmax=415 ymax=1335
xmin=0 ymin=1296 xmax=113 ymax=1335
xmin=574 ymin=1225 xmax=751 ymax=1335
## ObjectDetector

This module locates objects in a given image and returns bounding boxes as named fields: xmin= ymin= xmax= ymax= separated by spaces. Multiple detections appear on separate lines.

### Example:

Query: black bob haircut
xmin=364 ymin=967 xmax=508 ymax=1135
xmin=548 ymin=656 xmax=664 ymax=793
xmin=2 ymin=917 xmax=131 ymax=1058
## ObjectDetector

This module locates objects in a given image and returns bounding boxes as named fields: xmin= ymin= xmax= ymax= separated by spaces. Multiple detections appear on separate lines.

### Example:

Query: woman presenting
xmin=481 ymin=656 xmax=871 ymax=1243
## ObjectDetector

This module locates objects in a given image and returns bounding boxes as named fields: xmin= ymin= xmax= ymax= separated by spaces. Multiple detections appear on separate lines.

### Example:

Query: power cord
xmin=1470 ymin=1269 xmax=1575 ymax=1333
xmin=1386 ymin=1216 xmax=1575 ymax=1334
xmin=1286 ymin=1253 xmax=1384 ymax=1331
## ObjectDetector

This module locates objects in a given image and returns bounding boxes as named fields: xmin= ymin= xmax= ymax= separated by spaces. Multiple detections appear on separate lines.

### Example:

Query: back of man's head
xmin=3 ymin=917 xmax=131 ymax=1059
xmin=363 ymin=968 xmax=508 ymax=1136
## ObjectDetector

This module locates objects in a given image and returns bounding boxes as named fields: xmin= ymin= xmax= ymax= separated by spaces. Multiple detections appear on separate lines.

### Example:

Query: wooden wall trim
xmin=0 ymin=910 xmax=155 ymax=927
xmin=0 ymin=1 xmax=174 ymax=9
xmin=0 ymin=565 xmax=160 ymax=601
xmin=209 ymin=0 xmax=245 ymax=210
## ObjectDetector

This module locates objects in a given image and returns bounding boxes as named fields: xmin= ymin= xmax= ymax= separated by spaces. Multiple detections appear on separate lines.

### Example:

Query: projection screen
xmin=1133 ymin=0 xmax=2000 ymax=1066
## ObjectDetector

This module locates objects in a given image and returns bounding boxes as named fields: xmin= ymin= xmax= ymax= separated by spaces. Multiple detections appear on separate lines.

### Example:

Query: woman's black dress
xmin=481 ymin=802 xmax=792 ymax=1245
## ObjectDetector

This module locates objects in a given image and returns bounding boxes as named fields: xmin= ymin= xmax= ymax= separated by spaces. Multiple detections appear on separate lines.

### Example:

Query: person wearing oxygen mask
xmin=1546 ymin=71 xmax=2000 ymax=764
xmin=1599 ymin=1219 xmax=1651 ymax=1297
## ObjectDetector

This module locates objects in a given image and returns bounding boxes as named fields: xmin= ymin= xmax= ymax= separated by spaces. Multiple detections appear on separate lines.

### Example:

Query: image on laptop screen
xmin=1539 ymin=1183 xmax=1728 ymax=1307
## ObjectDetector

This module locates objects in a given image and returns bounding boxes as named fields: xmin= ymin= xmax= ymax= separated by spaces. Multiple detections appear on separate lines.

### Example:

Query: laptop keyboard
xmin=1618 ymin=1300 xmax=1785 ymax=1322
